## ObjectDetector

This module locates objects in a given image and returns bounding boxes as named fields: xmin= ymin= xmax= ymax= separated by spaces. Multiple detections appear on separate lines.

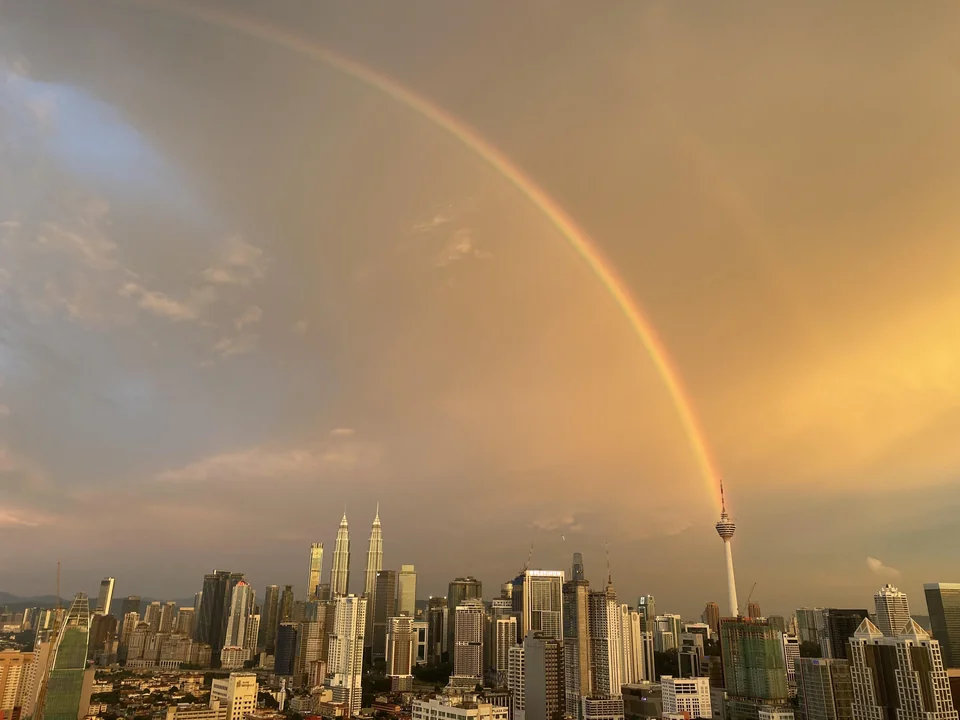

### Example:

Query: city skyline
xmin=2 ymin=0 xmax=960 ymax=620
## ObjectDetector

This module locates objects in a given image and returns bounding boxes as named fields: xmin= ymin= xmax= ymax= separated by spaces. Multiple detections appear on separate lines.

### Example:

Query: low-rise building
xmin=412 ymin=695 xmax=509 ymax=720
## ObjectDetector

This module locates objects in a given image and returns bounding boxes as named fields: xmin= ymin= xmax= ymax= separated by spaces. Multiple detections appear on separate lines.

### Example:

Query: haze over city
xmin=2 ymin=0 xmax=960 ymax=620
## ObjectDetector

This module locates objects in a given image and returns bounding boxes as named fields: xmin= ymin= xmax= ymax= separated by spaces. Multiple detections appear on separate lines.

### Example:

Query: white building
xmin=166 ymin=700 xmax=227 ymax=720
xmin=96 ymin=578 xmax=116 ymax=615
xmin=495 ymin=617 xmax=518 ymax=686
xmin=307 ymin=543 xmax=324 ymax=602
xmin=873 ymin=584 xmax=911 ymax=638
xmin=224 ymin=581 xmax=255 ymax=648
xmin=219 ymin=646 xmax=250 ymax=670
xmin=398 ymin=565 xmax=417 ymax=617
xmin=522 ymin=571 xmax=564 ymax=641
xmin=386 ymin=616 xmax=415 ymax=691
xmin=758 ymin=707 xmax=795 ymax=720
xmin=330 ymin=514 xmax=351 ymax=597
xmin=413 ymin=620 xmax=429 ymax=666
xmin=412 ymin=696 xmax=509 ymax=720
xmin=620 ymin=606 xmax=645 ymax=684
xmin=582 ymin=696 xmax=625 ymax=720
xmin=589 ymin=590 xmax=623 ymax=698
xmin=661 ymin=676 xmax=712 ymax=719
xmin=324 ymin=594 xmax=367 ymax=717
xmin=209 ymin=672 xmax=258 ymax=720
xmin=452 ymin=599 xmax=485 ymax=684
xmin=508 ymin=645 xmax=525 ymax=720
xmin=782 ymin=635 xmax=801 ymax=697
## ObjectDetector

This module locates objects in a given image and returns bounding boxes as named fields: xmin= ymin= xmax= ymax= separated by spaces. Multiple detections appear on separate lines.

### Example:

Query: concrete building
xmin=873 ymin=585 xmax=910 ymax=638
xmin=783 ymin=635 xmax=801 ymax=697
xmin=662 ymin=676 xmax=712 ymax=719
xmin=720 ymin=618 xmax=790 ymax=720
xmin=324 ymin=594 xmax=367 ymax=717
xmin=307 ymin=543 xmax=324 ymax=602
xmin=412 ymin=695 xmax=509 ymax=720
xmin=521 ymin=571 xmax=565 ymax=641
xmin=564 ymin=579 xmax=593 ymax=718
xmin=166 ymin=700 xmax=228 ymax=720
xmin=621 ymin=607 xmax=645 ymax=684
xmin=848 ymin=617 xmax=957 ymax=720
xmin=413 ymin=620 xmax=429 ymax=666
xmin=703 ymin=603 xmax=721 ymax=638
xmin=794 ymin=658 xmax=853 ymax=720
xmin=589 ymin=589 xmax=623 ymax=699
xmin=224 ymin=581 xmax=256 ymax=650
xmin=448 ymin=579 xmax=483 ymax=657
xmin=797 ymin=609 xmax=826 ymax=646
xmin=582 ymin=696 xmax=626 ymax=720
xmin=509 ymin=645 xmax=526 ymax=720
xmin=209 ymin=672 xmax=258 ymax=720
xmin=96 ymin=578 xmax=116 ymax=616
xmin=495 ymin=616 xmax=518 ymax=686
xmin=524 ymin=633 xmax=565 ymax=720
xmin=452 ymin=599 xmax=485 ymax=686
xmin=398 ymin=565 xmax=417 ymax=618
xmin=386 ymin=616 xmax=415 ymax=691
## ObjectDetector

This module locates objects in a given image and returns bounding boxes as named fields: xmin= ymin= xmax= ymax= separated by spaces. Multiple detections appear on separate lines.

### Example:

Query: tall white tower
xmin=324 ymin=594 xmax=367 ymax=717
xmin=330 ymin=513 xmax=351 ymax=596
xmin=874 ymin=584 xmax=911 ymax=636
xmin=364 ymin=506 xmax=384 ymax=600
xmin=715 ymin=480 xmax=739 ymax=617
xmin=307 ymin=543 xmax=324 ymax=602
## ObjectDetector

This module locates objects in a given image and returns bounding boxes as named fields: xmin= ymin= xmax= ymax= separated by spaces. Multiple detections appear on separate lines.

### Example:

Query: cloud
xmin=435 ymin=227 xmax=491 ymax=267
xmin=531 ymin=515 xmax=583 ymax=532
xmin=233 ymin=305 xmax=263 ymax=330
xmin=155 ymin=436 xmax=378 ymax=484
xmin=330 ymin=428 xmax=355 ymax=437
xmin=0 ymin=509 xmax=41 ymax=528
xmin=866 ymin=556 xmax=901 ymax=579
xmin=412 ymin=209 xmax=456 ymax=233
xmin=211 ymin=333 xmax=259 ymax=358
xmin=201 ymin=236 xmax=268 ymax=285
xmin=120 ymin=282 xmax=216 ymax=322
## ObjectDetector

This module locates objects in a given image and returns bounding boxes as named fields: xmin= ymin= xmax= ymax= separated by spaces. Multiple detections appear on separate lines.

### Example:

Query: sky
xmin=1 ymin=0 xmax=959 ymax=620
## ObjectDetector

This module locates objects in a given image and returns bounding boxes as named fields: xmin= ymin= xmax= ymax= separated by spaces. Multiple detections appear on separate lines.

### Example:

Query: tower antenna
xmin=720 ymin=478 xmax=727 ymax=514
xmin=605 ymin=542 xmax=612 ymax=587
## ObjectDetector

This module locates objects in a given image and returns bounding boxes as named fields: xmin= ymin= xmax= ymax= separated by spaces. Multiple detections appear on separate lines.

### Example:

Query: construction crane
xmin=521 ymin=544 xmax=534 ymax=573
xmin=740 ymin=582 xmax=758 ymax=617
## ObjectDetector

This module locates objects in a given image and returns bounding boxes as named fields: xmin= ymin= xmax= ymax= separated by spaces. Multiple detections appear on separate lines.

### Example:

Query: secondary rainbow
xmin=128 ymin=0 xmax=724 ymax=511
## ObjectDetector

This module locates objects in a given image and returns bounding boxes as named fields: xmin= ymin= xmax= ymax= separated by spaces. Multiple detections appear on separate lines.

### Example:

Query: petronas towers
xmin=326 ymin=507 xmax=383 ymax=599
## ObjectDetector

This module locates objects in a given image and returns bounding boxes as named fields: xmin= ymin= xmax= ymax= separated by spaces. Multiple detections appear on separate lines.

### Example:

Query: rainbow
xmin=127 ymin=0 xmax=724 ymax=511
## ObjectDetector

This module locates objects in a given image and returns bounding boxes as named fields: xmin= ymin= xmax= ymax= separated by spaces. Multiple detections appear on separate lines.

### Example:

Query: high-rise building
xmin=398 ymin=565 xmax=417 ymax=618
xmin=159 ymin=601 xmax=178 ymax=634
xmin=0 ymin=650 xmax=30 ymax=718
xmin=448 ymin=578 xmax=483 ymax=655
xmin=524 ymin=633 xmax=566 ymax=720
xmin=848 ymin=617 xmax=957 ymax=720
xmin=413 ymin=620 xmax=429 ymax=666
xmin=294 ymin=620 xmax=323 ymax=682
xmin=260 ymin=585 xmax=280 ymax=653
xmin=42 ymin=593 xmax=95 ymax=720
xmin=330 ymin=513 xmax=351 ymax=597
xmin=703 ymin=603 xmax=721 ymax=637
xmin=873 ymin=585 xmax=910 ymax=638
xmin=782 ymin=635 xmax=801 ymax=697
xmin=307 ymin=543 xmax=324 ymax=602
xmin=620 ymin=606 xmax=644 ymax=685
xmin=637 ymin=596 xmax=656 ymax=631
xmin=747 ymin=603 xmax=762 ymax=620
xmin=521 ymin=571 xmax=564 ymax=642
xmin=715 ymin=483 xmax=739 ymax=618
xmin=89 ymin=613 xmax=118 ymax=665
xmin=386 ymin=616 xmax=415 ymax=691
xmin=563 ymin=579 xmax=593 ymax=718
xmin=662 ymin=676 xmax=712 ymax=719
xmin=720 ymin=617 xmax=790 ymax=720
xmin=275 ymin=623 xmax=298 ymax=676
xmin=588 ymin=588 xmax=623 ymax=698
xmin=19 ymin=640 xmax=52 ymax=719
xmin=209 ymin=672 xmax=258 ymax=720
xmin=120 ymin=596 xmax=141 ymax=620
xmin=144 ymin=601 xmax=162 ymax=632
xmin=820 ymin=610 xmax=869 ymax=660
xmin=224 ymin=581 xmax=255 ymax=649
xmin=244 ymin=615 xmax=260 ymax=661
xmin=926 ymin=584 xmax=960 ymax=669
xmin=452 ymin=599 xmax=485 ymax=685
xmin=95 ymin=578 xmax=115 ymax=616
xmin=795 ymin=658 xmax=853 ymax=720
xmin=372 ymin=570 xmax=398 ymax=660
xmin=177 ymin=607 xmax=196 ymax=638
xmin=656 ymin=615 xmax=683 ymax=653
xmin=428 ymin=596 xmax=449 ymax=664
xmin=573 ymin=554 xmax=586 ymax=583
xmin=797 ymin=609 xmax=826 ymax=646
xmin=582 ymin=696 xmax=626 ymax=720
xmin=196 ymin=571 xmax=237 ymax=660
xmin=495 ymin=616 xmax=518 ymax=686
xmin=508 ymin=644 xmax=526 ymax=720
xmin=324 ymin=594 xmax=367 ymax=717
xmin=363 ymin=509 xmax=383 ymax=647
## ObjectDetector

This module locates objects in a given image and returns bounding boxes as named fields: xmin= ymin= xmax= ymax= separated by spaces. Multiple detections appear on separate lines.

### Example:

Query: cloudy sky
xmin=1 ymin=0 xmax=958 ymax=619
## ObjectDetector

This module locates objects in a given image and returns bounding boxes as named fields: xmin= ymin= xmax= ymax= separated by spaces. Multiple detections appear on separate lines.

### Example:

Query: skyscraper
xmin=572 ymin=554 xmax=585 ymax=583
xmin=386 ymin=616 xmax=415 ymax=691
xmin=275 ymin=623 xmax=298 ymax=676
xmin=260 ymin=585 xmax=280 ymax=653
xmin=720 ymin=617 xmax=789 ymax=720
xmin=279 ymin=585 xmax=295 ymax=624
xmin=588 ymin=587 xmax=623 ymax=699
xmin=330 ymin=514 xmax=351 ymax=597
xmin=795 ymin=658 xmax=853 ymax=720
xmin=637 ymin=596 xmax=656 ymax=631
xmin=398 ymin=565 xmax=417 ymax=618
xmin=495 ymin=616 xmax=519 ymax=686
xmin=224 ymin=581 xmax=256 ymax=649
xmin=42 ymin=593 xmax=94 ymax=720
xmin=364 ymin=507 xmax=384 ymax=600
xmin=926 ymin=583 xmax=960 ymax=668
xmin=715 ymin=482 xmax=739 ymax=617
xmin=120 ymin=596 xmax=141 ymax=620
xmin=782 ymin=635 xmax=801 ymax=697
xmin=95 ymin=578 xmax=115 ymax=616
xmin=325 ymin=594 xmax=367 ymax=717
xmin=873 ymin=584 xmax=910 ymax=638
xmin=747 ymin=602 xmax=762 ymax=619
xmin=524 ymin=633 xmax=566 ymax=720
xmin=820 ymin=609 xmax=869 ymax=660
xmin=447 ymin=578 xmax=483 ymax=656
xmin=159 ymin=601 xmax=177 ymax=634
xmin=797 ymin=608 xmax=826 ymax=645
xmin=307 ymin=543 xmax=324 ymax=602
xmin=521 ymin=571 xmax=565 ymax=642
xmin=620 ymin=606 xmax=644 ymax=685
xmin=427 ymin=597 xmax=449 ymax=664
xmin=703 ymin=602 xmax=721 ymax=637
xmin=563 ymin=579 xmax=592 ymax=718
xmin=452 ymin=599 xmax=485 ymax=685
xmin=848 ymin=617 xmax=957 ymax=720
xmin=373 ymin=570 xmax=398 ymax=660
xmin=196 ymin=571 xmax=236 ymax=660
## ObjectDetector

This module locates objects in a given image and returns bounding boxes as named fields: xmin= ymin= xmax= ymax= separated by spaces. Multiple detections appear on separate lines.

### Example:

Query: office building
xmin=873 ymin=585 xmax=910 ymax=638
xmin=144 ymin=601 xmax=162 ymax=632
xmin=209 ymin=672 xmax=258 ymax=720
xmin=324 ymin=594 xmax=367 ymax=717
xmin=680 ymin=633 xmax=706 ymax=679
xmin=448 ymin=578 xmax=483 ymax=655
xmin=573 ymin=553 xmax=586 ymax=583
xmin=509 ymin=644 xmax=526 ymax=720
xmin=524 ymin=632 xmax=566 ymax=720
xmin=413 ymin=620 xmax=429 ymax=666
xmin=412 ymin=695 xmax=509 ymax=720
xmin=19 ymin=640 xmax=52 ymax=719
xmin=795 ymin=658 xmax=853 ymax=720
xmin=656 ymin=615 xmax=683 ymax=653
xmin=330 ymin=513 xmax=351 ymax=597
xmin=364 ymin=508 xmax=384 ymax=644
xmin=95 ymin=578 xmax=115 ymax=616
xmin=582 ymin=696 xmax=626 ymax=720
xmin=848 ymin=617 xmax=957 ymax=720
xmin=589 ymin=588 xmax=623 ymax=698
xmin=120 ymin=595 xmax=141 ymax=621
xmin=294 ymin=620 xmax=323 ymax=684
xmin=715 ymin=483 xmax=740 ymax=617
xmin=720 ymin=618 xmax=789 ymax=720
xmin=926 ymin=584 xmax=960 ymax=669
xmin=703 ymin=603 xmax=721 ymax=637
xmin=43 ymin=593 xmax=95 ymax=720
xmin=159 ymin=601 xmax=178 ymax=633
xmin=494 ymin=616 xmax=518 ymax=686
xmin=428 ymin=597 xmax=449 ymax=664
xmin=177 ymin=607 xmax=196 ymax=638
xmin=637 ymin=596 xmax=656 ymax=631
xmin=373 ymin=570 xmax=398 ymax=660
xmin=797 ymin=609 xmax=826 ymax=646
xmin=783 ymin=635 xmax=801 ymax=697
xmin=662 ymin=676 xmax=712 ymax=719
xmin=279 ymin=585 xmax=295 ymax=624
xmin=522 ymin=570 xmax=565 ymax=642
xmin=621 ymin=606 xmax=644 ymax=684
xmin=260 ymin=585 xmax=280 ymax=653
xmin=386 ymin=616 xmax=415 ymax=691
xmin=564 ymin=578 xmax=593 ymax=718
xmin=224 ymin=581 xmax=255 ymax=650
xmin=820 ymin=610 xmax=869 ymax=661
xmin=307 ymin=543 xmax=324 ymax=602
xmin=196 ymin=571 xmax=243 ymax=660
xmin=398 ymin=565 xmax=417 ymax=618
xmin=275 ymin=624 xmax=298 ymax=676
xmin=452 ymin=599 xmax=485 ymax=685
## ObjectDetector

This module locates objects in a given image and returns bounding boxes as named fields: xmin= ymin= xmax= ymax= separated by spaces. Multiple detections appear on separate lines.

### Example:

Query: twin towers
xmin=307 ymin=506 xmax=383 ymax=602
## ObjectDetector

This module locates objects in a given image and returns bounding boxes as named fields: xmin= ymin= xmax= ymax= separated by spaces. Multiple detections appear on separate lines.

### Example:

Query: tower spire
xmin=720 ymin=478 xmax=727 ymax=514
xmin=715 ymin=479 xmax=739 ymax=617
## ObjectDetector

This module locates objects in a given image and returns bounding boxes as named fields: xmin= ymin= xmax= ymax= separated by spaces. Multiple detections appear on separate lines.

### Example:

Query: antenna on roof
xmin=605 ymin=542 xmax=612 ymax=587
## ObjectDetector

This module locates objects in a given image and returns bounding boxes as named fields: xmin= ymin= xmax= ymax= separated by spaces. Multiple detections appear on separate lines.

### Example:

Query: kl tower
xmin=715 ymin=479 xmax=739 ymax=617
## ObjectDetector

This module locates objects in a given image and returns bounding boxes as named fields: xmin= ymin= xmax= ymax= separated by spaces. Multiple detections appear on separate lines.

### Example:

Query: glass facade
xmin=925 ymin=584 xmax=960 ymax=669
